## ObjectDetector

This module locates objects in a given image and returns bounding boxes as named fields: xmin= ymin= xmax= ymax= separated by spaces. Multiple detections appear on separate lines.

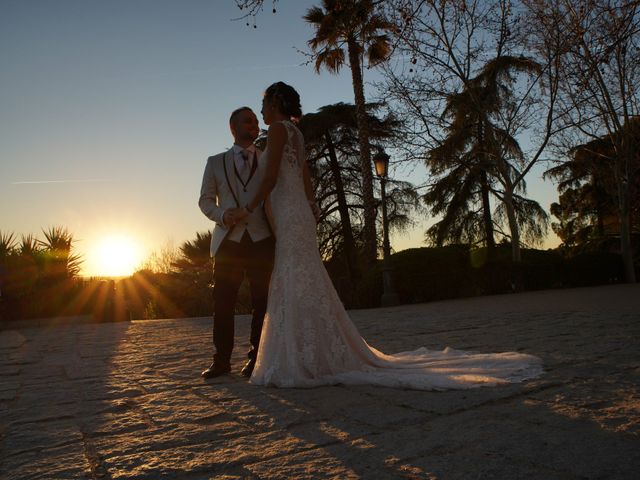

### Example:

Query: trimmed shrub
xmin=347 ymin=245 xmax=624 ymax=308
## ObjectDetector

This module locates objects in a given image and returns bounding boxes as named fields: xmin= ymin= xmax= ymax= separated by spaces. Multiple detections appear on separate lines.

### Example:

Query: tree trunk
xmin=498 ymin=159 xmax=521 ymax=262
xmin=619 ymin=206 xmax=635 ymax=283
xmin=326 ymin=131 xmax=360 ymax=301
xmin=477 ymin=121 xmax=495 ymax=256
xmin=479 ymin=171 xmax=496 ymax=254
xmin=504 ymin=185 xmax=523 ymax=292
xmin=617 ymin=149 xmax=636 ymax=283
xmin=503 ymin=186 xmax=521 ymax=263
xmin=347 ymin=37 xmax=377 ymax=266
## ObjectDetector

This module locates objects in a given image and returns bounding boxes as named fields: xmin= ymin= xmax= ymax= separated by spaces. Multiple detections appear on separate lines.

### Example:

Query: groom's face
xmin=230 ymin=109 xmax=259 ymax=144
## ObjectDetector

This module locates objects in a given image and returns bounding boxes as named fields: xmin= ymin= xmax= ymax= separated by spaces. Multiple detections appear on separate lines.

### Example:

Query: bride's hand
xmin=224 ymin=207 xmax=246 ymax=223
xmin=222 ymin=210 xmax=237 ymax=226
xmin=234 ymin=207 xmax=250 ymax=221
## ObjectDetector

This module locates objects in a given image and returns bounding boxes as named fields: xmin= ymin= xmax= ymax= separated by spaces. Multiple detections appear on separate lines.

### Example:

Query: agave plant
xmin=0 ymin=231 xmax=17 ymax=295
xmin=0 ymin=231 xmax=16 ymax=258
xmin=19 ymin=234 xmax=40 ymax=256
xmin=39 ymin=226 xmax=83 ymax=279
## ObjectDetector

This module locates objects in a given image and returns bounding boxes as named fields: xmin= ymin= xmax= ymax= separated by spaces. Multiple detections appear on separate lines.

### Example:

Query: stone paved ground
xmin=1 ymin=284 xmax=639 ymax=480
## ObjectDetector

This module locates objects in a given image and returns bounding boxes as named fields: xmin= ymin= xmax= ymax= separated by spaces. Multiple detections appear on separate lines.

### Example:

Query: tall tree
xmin=476 ymin=56 xmax=550 ymax=262
xmin=546 ymin=121 xmax=640 ymax=251
xmin=526 ymin=0 xmax=640 ymax=282
xmin=300 ymin=104 xmax=361 ymax=295
xmin=426 ymin=55 xmax=549 ymax=259
xmin=382 ymin=0 xmax=558 ymax=260
xmin=304 ymin=0 xmax=392 ymax=265
xmin=300 ymin=102 xmax=418 ymax=304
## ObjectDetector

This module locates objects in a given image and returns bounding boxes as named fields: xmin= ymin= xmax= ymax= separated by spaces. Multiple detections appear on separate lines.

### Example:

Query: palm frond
xmin=303 ymin=6 xmax=325 ymax=26
xmin=366 ymin=35 xmax=391 ymax=67
xmin=314 ymin=47 xmax=345 ymax=74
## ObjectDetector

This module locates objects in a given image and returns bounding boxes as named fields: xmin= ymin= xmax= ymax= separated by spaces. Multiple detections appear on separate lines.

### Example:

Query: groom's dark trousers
xmin=212 ymin=231 xmax=275 ymax=366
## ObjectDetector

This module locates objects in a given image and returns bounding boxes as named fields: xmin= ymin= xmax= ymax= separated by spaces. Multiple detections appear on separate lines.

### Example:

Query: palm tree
xmin=304 ymin=0 xmax=392 ymax=265
xmin=173 ymin=231 xmax=212 ymax=276
xmin=300 ymin=104 xmax=360 ymax=293
xmin=300 ymin=102 xmax=401 ymax=299
xmin=427 ymin=55 xmax=543 ymax=260
xmin=424 ymin=154 xmax=488 ymax=247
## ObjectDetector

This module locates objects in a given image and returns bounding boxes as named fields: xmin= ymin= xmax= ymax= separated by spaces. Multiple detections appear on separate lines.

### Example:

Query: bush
xmin=345 ymin=245 xmax=625 ymax=308
xmin=392 ymin=245 xmax=474 ymax=303
xmin=563 ymin=252 xmax=625 ymax=286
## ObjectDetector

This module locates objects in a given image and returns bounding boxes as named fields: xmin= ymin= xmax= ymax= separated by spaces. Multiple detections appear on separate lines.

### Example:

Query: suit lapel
xmin=222 ymin=147 xmax=241 ymax=207
xmin=238 ymin=149 xmax=260 ymax=188
xmin=247 ymin=148 xmax=262 ymax=186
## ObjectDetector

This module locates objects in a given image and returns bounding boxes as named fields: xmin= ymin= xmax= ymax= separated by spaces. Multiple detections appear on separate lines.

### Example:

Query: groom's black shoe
xmin=201 ymin=362 xmax=231 ymax=379
xmin=241 ymin=359 xmax=256 ymax=378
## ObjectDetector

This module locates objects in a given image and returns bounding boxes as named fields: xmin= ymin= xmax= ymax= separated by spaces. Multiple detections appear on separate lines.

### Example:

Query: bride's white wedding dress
xmin=250 ymin=120 xmax=542 ymax=390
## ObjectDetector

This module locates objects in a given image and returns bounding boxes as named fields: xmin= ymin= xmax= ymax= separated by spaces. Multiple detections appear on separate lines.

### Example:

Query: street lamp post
xmin=373 ymin=149 xmax=399 ymax=307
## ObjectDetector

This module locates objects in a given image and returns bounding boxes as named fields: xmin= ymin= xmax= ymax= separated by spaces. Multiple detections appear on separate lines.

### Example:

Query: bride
xmin=233 ymin=82 xmax=542 ymax=390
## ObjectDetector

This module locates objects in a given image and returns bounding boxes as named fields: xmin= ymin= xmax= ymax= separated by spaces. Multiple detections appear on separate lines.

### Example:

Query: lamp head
xmin=373 ymin=149 xmax=390 ymax=178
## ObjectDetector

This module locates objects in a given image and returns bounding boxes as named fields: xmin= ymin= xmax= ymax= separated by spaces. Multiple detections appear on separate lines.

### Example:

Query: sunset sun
xmin=91 ymin=235 xmax=142 ymax=277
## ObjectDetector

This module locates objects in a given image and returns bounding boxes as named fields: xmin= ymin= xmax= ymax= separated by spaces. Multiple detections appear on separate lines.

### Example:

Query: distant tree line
xmin=0 ymin=224 xmax=632 ymax=324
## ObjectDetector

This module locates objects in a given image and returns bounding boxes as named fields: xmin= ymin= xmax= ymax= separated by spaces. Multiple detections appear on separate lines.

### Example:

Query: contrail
xmin=144 ymin=63 xmax=303 ymax=78
xmin=226 ymin=64 xmax=302 ymax=72
xmin=11 ymin=179 xmax=112 ymax=185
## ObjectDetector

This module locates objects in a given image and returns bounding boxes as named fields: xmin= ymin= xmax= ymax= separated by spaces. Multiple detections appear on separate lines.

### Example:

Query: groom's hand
xmin=233 ymin=207 xmax=250 ymax=221
xmin=223 ymin=210 xmax=237 ymax=227
xmin=226 ymin=208 xmax=248 ymax=223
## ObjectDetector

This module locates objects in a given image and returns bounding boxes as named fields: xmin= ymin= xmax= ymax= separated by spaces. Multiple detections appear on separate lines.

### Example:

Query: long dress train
xmin=250 ymin=120 xmax=542 ymax=390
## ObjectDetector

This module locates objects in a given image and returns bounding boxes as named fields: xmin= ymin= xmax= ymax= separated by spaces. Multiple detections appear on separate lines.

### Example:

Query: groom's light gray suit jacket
xmin=199 ymin=147 xmax=272 ymax=257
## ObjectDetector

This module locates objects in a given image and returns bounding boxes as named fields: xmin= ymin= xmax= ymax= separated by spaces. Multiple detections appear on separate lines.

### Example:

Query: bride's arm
xmin=244 ymin=122 xmax=287 ymax=213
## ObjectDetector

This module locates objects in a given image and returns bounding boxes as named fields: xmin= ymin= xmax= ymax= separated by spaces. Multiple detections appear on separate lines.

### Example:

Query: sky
xmin=0 ymin=0 xmax=560 ymax=277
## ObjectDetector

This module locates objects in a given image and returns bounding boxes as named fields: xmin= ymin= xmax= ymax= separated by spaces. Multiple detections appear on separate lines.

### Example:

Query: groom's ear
xmin=229 ymin=121 xmax=237 ymax=139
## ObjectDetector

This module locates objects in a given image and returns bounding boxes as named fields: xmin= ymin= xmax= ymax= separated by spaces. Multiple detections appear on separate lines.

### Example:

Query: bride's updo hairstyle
xmin=264 ymin=82 xmax=302 ymax=121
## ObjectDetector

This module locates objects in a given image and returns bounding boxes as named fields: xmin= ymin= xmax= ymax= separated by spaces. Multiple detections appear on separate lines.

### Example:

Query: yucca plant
xmin=40 ymin=226 xmax=83 ymax=280
xmin=18 ymin=234 xmax=40 ymax=256
xmin=0 ymin=231 xmax=16 ymax=258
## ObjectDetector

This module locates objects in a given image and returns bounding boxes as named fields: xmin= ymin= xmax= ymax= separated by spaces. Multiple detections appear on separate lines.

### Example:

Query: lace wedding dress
xmin=250 ymin=120 xmax=542 ymax=390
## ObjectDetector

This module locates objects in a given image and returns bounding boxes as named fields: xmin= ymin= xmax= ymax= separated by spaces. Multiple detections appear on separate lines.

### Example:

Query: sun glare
xmin=91 ymin=235 xmax=142 ymax=277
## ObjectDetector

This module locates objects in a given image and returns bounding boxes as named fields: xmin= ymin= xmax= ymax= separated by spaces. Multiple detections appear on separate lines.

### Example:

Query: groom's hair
xmin=229 ymin=106 xmax=253 ymax=125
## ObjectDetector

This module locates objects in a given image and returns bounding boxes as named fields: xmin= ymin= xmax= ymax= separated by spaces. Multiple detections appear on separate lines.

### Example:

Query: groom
xmin=198 ymin=106 xmax=275 ymax=379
